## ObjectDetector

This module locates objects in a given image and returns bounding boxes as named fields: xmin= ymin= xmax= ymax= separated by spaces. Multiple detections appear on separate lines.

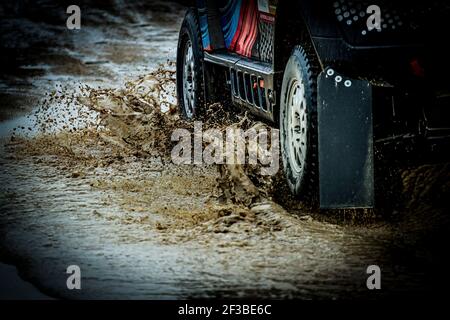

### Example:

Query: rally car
xmin=176 ymin=0 xmax=450 ymax=209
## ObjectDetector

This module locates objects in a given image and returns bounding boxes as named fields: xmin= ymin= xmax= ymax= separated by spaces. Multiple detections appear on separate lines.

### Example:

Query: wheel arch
xmin=273 ymin=0 xmax=323 ymax=123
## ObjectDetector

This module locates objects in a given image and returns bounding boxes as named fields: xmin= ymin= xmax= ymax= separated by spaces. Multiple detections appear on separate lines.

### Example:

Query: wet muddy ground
xmin=1 ymin=1 xmax=449 ymax=299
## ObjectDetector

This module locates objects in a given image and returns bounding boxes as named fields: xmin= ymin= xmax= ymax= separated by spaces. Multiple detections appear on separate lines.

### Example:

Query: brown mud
xmin=0 ymin=1 xmax=449 ymax=299
xmin=1 ymin=61 xmax=448 ymax=299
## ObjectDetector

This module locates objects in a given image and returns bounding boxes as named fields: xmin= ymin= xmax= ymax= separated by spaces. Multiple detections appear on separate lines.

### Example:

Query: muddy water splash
xmin=1 ymin=59 xmax=447 ymax=298
xmin=6 ymin=61 xmax=292 ymax=243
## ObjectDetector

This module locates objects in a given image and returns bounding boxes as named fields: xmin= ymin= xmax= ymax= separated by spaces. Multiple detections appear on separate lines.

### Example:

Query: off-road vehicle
xmin=176 ymin=0 xmax=450 ymax=209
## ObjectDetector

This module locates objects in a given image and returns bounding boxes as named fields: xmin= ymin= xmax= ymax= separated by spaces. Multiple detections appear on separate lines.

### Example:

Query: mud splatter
xmin=0 ymin=23 xmax=448 ymax=298
xmin=4 ymin=61 xmax=302 ymax=247
xmin=6 ymin=60 xmax=448 ymax=244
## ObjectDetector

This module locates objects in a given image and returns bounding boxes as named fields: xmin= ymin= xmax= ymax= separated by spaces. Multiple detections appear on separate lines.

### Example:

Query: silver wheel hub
xmin=285 ymin=79 xmax=308 ymax=175
xmin=182 ymin=40 xmax=195 ymax=118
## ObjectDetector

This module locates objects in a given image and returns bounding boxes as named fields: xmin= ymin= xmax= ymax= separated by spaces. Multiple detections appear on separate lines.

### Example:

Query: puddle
xmin=0 ymin=0 xmax=448 ymax=299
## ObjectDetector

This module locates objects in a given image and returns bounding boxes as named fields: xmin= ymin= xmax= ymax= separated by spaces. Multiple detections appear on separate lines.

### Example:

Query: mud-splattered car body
xmin=177 ymin=0 xmax=450 ymax=209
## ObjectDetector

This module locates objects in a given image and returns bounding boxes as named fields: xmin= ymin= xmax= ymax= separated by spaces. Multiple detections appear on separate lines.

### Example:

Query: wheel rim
xmin=182 ymin=40 xmax=195 ymax=118
xmin=285 ymin=78 xmax=308 ymax=176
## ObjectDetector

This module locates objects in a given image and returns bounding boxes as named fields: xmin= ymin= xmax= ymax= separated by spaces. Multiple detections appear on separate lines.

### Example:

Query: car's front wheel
xmin=176 ymin=9 xmax=205 ymax=119
xmin=280 ymin=45 xmax=319 ymax=205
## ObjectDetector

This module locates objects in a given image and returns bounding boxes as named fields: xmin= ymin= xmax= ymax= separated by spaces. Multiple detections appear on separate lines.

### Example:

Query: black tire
xmin=176 ymin=9 xmax=206 ymax=119
xmin=280 ymin=45 xmax=319 ymax=205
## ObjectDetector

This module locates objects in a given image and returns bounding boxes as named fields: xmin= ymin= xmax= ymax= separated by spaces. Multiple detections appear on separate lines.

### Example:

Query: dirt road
xmin=0 ymin=1 xmax=449 ymax=299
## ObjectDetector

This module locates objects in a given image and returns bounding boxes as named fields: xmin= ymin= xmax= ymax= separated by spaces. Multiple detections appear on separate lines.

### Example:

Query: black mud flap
xmin=317 ymin=69 xmax=374 ymax=209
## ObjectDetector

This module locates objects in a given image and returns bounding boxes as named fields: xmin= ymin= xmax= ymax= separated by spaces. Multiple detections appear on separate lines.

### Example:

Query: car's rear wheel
xmin=176 ymin=9 xmax=205 ymax=119
xmin=280 ymin=45 xmax=319 ymax=205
